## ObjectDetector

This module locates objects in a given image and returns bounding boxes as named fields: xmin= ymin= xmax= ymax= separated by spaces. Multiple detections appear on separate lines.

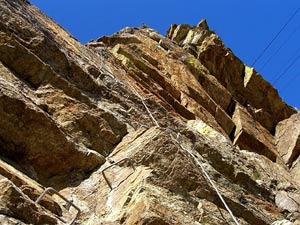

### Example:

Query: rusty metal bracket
xmin=102 ymin=157 xmax=136 ymax=190
xmin=35 ymin=187 xmax=81 ymax=225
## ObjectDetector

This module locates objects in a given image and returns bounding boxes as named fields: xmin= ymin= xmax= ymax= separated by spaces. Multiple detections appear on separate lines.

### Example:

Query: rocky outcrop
xmin=276 ymin=113 xmax=300 ymax=188
xmin=232 ymin=104 xmax=277 ymax=161
xmin=167 ymin=20 xmax=296 ymax=134
xmin=276 ymin=113 xmax=300 ymax=166
xmin=0 ymin=0 xmax=299 ymax=224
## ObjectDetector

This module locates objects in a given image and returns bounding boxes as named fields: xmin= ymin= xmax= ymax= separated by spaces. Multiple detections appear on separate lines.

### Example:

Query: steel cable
xmin=251 ymin=7 xmax=300 ymax=67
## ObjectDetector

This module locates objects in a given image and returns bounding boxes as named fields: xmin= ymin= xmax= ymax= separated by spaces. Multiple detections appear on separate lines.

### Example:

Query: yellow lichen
xmin=244 ymin=65 xmax=253 ymax=87
xmin=187 ymin=119 xmax=228 ymax=143
xmin=183 ymin=30 xmax=195 ymax=45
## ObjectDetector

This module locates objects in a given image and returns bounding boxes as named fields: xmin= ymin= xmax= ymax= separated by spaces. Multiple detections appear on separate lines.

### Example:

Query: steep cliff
xmin=0 ymin=1 xmax=300 ymax=224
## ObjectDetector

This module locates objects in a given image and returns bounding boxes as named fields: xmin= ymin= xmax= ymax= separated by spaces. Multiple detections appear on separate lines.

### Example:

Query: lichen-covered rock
xmin=168 ymin=21 xmax=296 ymax=134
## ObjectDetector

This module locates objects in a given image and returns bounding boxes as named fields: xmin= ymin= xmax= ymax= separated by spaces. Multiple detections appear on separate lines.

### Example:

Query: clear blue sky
xmin=30 ymin=0 xmax=300 ymax=109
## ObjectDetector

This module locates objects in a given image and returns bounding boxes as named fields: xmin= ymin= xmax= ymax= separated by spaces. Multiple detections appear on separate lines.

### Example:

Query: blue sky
xmin=30 ymin=0 xmax=300 ymax=108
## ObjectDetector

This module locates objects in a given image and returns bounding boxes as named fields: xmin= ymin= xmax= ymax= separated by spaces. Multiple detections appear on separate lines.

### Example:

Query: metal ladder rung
xmin=102 ymin=157 xmax=135 ymax=190
xmin=35 ymin=187 xmax=81 ymax=225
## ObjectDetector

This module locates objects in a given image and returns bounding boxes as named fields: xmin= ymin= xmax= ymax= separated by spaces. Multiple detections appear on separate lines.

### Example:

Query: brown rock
xmin=0 ymin=175 xmax=59 ymax=225
xmin=276 ymin=113 xmax=300 ymax=166
xmin=0 ymin=69 xmax=105 ymax=183
xmin=232 ymin=104 xmax=277 ymax=161
xmin=0 ymin=215 xmax=27 ymax=225
xmin=215 ymin=106 xmax=235 ymax=136
xmin=292 ymin=157 xmax=300 ymax=182
xmin=172 ymin=21 xmax=296 ymax=134
xmin=196 ymin=19 xmax=209 ymax=30
xmin=0 ymin=158 xmax=61 ymax=215
xmin=167 ymin=24 xmax=191 ymax=43
xmin=244 ymin=66 xmax=296 ymax=133
xmin=183 ymin=53 xmax=233 ymax=111
xmin=275 ymin=191 xmax=300 ymax=213
xmin=197 ymin=34 xmax=245 ymax=98
xmin=70 ymin=126 xmax=278 ymax=225
xmin=0 ymin=0 xmax=299 ymax=224
xmin=166 ymin=23 xmax=178 ymax=39
xmin=97 ymin=35 xmax=142 ymax=47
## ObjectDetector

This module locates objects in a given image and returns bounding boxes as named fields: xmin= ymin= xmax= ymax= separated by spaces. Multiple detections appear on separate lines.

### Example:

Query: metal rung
xmin=102 ymin=157 xmax=135 ymax=190
xmin=35 ymin=187 xmax=81 ymax=225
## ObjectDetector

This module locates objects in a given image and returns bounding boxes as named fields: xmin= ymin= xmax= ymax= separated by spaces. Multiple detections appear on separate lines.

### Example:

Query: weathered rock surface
xmin=0 ymin=176 xmax=57 ymax=224
xmin=167 ymin=21 xmax=296 ymax=134
xmin=232 ymin=104 xmax=277 ymax=161
xmin=0 ymin=0 xmax=299 ymax=224
xmin=276 ymin=113 xmax=300 ymax=166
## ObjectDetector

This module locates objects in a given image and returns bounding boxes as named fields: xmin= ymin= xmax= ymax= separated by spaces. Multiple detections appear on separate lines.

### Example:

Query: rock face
xmin=0 ymin=0 xmax=299 ymax=224
xmin=232 ymin=104 xmax=277 ymax=161
xmin=276 ymin=113 xmax=300 ymax=166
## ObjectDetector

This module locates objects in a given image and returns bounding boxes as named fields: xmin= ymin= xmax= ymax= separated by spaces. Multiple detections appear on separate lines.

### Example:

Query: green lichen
xmin=186 ymin=54 xmax=203 ymax=75
xmin=253 ymin=169 xmax=261 ymax=180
